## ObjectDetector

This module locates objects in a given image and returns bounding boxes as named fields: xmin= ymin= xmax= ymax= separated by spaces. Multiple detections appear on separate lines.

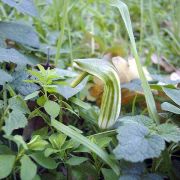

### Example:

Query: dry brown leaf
xmin=112 ymin=56 xmax=152 ymax=82
xmin=151 ymin=54 xmax=176 ymax=72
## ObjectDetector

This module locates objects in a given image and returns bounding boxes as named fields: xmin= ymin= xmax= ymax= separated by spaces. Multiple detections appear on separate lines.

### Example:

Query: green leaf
xmin=5 ymin=135 xmax=28 ymax=150
xmin=157 ymin=123 xmax=180 ymax=143
xmin=49 ymin=133 xmax=67 ymax=149
xmin=161 ymin=102 xmax=180 ymax=114
xmin=24 ymin=91 xmax=39 ymax=101
xmin=0 ymin=155 xmax=16 ymax=179
xmin=56 ymin=76 xmax=89 ymax=99
xmin=0 ymin=145 xmax=13 ymax=155
xmin=0 ymin=47 xmax=30 ymax=65
xmin=37 ymin=96 xmax=46 ymax=106
xmin=0 ymin=69 xmax=12 ymax=85
xmin=163 ymin=87 xmax=180 ymax=106
xmin=66 ymin=156 xmax=88 ymax=166
xmin=30 ymin=152 xmax=57 ymax=170
xmin=119 ymin=115 xmax=155 ymax=128
xmin=114 ymin=122 xmax=165 ymax=162
xmin=20 ymin=155 xmax=37 ymax=180
xmin=74 ymin=59 xmax=121 ymax=129
xmin=0 ymin=100 xmax=4 ymax=109
xmin=0 ymin=22 xmax=39 ymax=48
xmin=51 ymin=119 xmax=120 ymax=175
xmin=69 ymin=97 xmax=91 ymax=110
xmin=28 ymin=135 xmax=48 ymax=151
xmin=109 ymin=0 xmax=159 ymax=123
xmin=44 ymin=100 xmax=60 ymax=118
xmin=11 ymin=70 xmax=40 ymax=96
xmin=3 ymin=110 xmax=28 ymax=135
xmin=9 ymin=96 xmax=30 ymax=114
xmin=1 ymin=0 xmax=38 ymax=17
xmin=119 ymin=162 xmax=163 ymax=180
xmin=44 ymin=148 xmax=59 ymax=157
xmin=101 ymin=168 xmax=118 ymax=180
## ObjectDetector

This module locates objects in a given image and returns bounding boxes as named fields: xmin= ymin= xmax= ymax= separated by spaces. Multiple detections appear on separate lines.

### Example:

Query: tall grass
xmin=109 ymin=0 xmax=159 ymax=124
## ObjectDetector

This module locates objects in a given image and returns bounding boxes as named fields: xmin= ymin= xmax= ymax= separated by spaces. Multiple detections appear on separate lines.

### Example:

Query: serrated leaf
xmin=0 ymin=155 xmax=16 ymax=179
xmin=3 ymin=110 xmax=28 ymax=135
xmin=157 ymin=123 xmax=180 ymax=143
xmin=44 ymin=100 xmax=60 ymax=118
xmin=2 ymin=0 xmax=38 ymax=17
xmin=119 ymin=115 xmax=155 ymax=128
xmin=0 ymin=22 xmax=39 ymax=48
xmin=11 ymin=70 xmax=40 ymax=96
xmin=56 ymin=76 xmax=89 ymax=99
xmin=119 ymin=162 xmax=163 ymax=180
xmin=114 ymin=122 xmax=165 ymax=162
xmin=9 ymin=96 xmax=29 ymax=114
xmin=66 ymin=156 xmax=88 ymax=166
xmin=0 ymin=47 xmax=30 ymax=65
xmin=0 ymin=69 xmax=12 ymax=85
xmin=20 ymin=155 xmax=37 ymax=180
xmin=161 ymin=102 xmax=180 ymax=114
xmin=163 ymin=87 xmax=180 ymax=106
xmin=30 ymin=152 xmax=57 ymax=169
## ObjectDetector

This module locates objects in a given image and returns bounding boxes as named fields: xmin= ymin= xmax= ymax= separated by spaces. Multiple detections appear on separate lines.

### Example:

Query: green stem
xmin=55 ymin=0 xmax=69 ymax=66
xmin=67 ymin=15 xmax=73 ymax=66
xmin=139 ymin=0 xmax=144 ymax=54
xmin=70 ymin=71 xmax=88 ymax=88
xmin=132 ymin=94 xmax=137 ymax=115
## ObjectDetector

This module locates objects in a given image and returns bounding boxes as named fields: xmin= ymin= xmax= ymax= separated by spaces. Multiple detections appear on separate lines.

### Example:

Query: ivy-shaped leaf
xmin=0 ymin=69 xmax=12 ymax=85
xmin=119 ymin=115 xmax=155 ymax=128
xmin=119 ymin=161 xmax=163 ymax=180
xmin=157 ymin=123 xmax=180 ymax=143
xmin=1 ymin=0 xmax=38 ymax=17
xmin=114 ymin=122 xmax=165 ymax=162
xmin=0 ymin=22 xmax=39 ymax=48
xmin=3 ymin=110 xmax=28 ymax=135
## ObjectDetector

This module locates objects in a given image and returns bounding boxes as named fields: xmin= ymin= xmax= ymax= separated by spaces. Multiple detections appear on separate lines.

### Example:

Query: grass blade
xmin=109 ymin=0 xmax=159 ymax=124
